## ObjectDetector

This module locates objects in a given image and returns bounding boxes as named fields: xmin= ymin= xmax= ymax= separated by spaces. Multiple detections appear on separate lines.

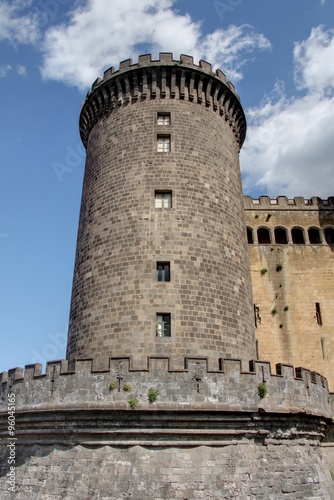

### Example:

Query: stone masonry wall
xmin=1 ymin=442 xmax=334 ymax=499
xmin=0 ymin=358 xmax=333 ymax=499
xmin=244 ymin=196 xmax=334 ymax=390
xmin=67 ymin=54 xmax=255 ymax=367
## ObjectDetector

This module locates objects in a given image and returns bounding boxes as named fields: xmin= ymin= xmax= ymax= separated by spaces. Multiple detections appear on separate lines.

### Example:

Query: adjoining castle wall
xmin=244 ymin=196 xmax=334 ymax=390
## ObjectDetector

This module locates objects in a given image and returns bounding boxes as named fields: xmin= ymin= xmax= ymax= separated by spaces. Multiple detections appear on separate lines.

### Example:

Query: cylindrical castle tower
xmin=67 ymin=53 xmax=255 ymax=367
xmin=1 ymin=53 xmax=333 ymax=500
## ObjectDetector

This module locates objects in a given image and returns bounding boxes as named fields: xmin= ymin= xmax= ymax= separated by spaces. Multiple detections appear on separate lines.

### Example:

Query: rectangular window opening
xmin=157 ymin=113 xmax=171 ymax=126
xmin=315 ymin=302 xmax=322 ymax=325
xmin=321 ymin=338 xmax=327 ymax=360
xmin=157 ymin=135 xmax=171 ymax=153
xmin=156 ymin=313 xmax=171 ymax=337
xmin=254 ymin=304 xmax=261 ymax=328
xmin=155 ymin=191 xmax=172 ymax=209
xmin=157 ymin=262 xmax=170 ymax=282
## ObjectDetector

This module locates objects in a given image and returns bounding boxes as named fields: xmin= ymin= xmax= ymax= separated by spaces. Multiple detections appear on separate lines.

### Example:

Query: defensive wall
xmin=1 ymin=357 xmax=333 ymax=498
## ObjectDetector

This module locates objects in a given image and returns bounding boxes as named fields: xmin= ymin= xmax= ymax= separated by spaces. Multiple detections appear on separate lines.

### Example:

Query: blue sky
xmin=1 ymin=0 xmax=334 ymax=373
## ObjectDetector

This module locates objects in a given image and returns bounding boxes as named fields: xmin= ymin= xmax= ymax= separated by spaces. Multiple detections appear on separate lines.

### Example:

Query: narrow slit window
xmin=155 ymin=191 xmax=172 ymax=208
xmin=157 ymin=135 xmax=171 ymax=153
xmin=315 ymin=302 xmax=322 ymax=325
xmin=321 ymin=338 xmax=327 ymax=360
xmin=157 ymin=113 xmax=170 ymax=126
xmin=254 ymin=304 xmax=261 ymax=328
xmin=156 ymin=313 xmax=171 ymax=337
xmin=247 ymin=227 xmax=253 ymax=244
xmin=157 ymin=262 xmax=170 ymax=282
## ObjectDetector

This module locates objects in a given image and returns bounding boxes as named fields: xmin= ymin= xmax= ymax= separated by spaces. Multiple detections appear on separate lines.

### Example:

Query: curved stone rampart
xmin=0 ymin=357 xmax=329 ymax=418
xmin=79 ymin=53 xmax=246 ymax=148
xmin=244 ymin=195 xmax=334 ymax=210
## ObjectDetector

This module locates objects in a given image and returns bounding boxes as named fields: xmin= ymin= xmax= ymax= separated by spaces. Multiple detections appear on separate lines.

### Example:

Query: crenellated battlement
xmin=0 ymin=357 xmax=329 ymax=418
xmin=91 ymin=53 xmax=238 ymax=95
xmin=244 ymin=195 xmax=334 ymax=210
xmin=79 ymin=53 xmax=246 ymax=148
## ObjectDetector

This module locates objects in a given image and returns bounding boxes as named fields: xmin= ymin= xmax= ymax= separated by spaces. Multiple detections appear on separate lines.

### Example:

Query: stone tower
xmin=0 ymin=55 xmax=333 ymax=499
xmin=67 ymin=53 xmax=255 ymax=368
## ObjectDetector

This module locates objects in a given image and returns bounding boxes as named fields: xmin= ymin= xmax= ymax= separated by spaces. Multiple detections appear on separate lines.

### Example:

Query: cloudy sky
xmin=1 ymin=0 xmax=334 ymax=372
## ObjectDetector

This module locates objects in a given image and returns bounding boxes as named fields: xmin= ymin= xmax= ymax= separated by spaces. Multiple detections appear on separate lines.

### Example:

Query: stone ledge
xmin=244 ymin=195 xmax=334 ymax=210
xmin=0 ymin=407 xmax=329 ymax=446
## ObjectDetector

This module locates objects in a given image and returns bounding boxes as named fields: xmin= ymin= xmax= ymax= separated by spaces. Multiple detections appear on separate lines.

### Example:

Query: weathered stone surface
xmin=67 ymin=54 xmax=254 ymax=367
xmin=244 ymin=196 xmax=334 ymax=390
xmin=1 ymin=442 xmax=333 ymax=499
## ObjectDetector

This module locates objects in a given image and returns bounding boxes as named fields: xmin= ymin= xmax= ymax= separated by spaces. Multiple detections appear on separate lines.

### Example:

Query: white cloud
xmin=0 ymin=0 xmax=40 ymax=46
xmin=17 ymin=64 xmax=27 ymax=76
xmin=0 ymin=64 xmax=12 ymax=77
xmin=40 ymin=0 xmax=271 ymax=90
xmin=201 ymin=25 xmax=271 ymax=83
xmin=0 ymin=63 xmax=28 ymax=78
xmin=241 ymin=26 xmax=334 ymax=199
xmin=294 ymin=25 xmax=334 ymax=95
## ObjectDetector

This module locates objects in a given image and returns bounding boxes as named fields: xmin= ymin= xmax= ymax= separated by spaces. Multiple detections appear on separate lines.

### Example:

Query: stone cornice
xmin=79 ymin=53 xmax=247 ymax=149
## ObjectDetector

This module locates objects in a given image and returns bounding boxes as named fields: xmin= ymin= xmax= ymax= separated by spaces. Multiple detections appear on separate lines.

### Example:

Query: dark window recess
xmin=254 ymin=304 xmax=261 ymax=328
xmin=321 ymin=338 xmax=327 ymax=360
xmin=291 ymin=227 xmax=305 ymax=244
xmin=156 ymin=313 xmax=171 ymax=337
xmin=324 ymin=227 xmax=334 ymax=244
xmin=315 ymin=303 xmax=322 ymax=325
xmin=247 ymin=227 xmax=253 ymax=244
xmin=157 ymin=262 xmax=170 ymax=282
xmin=257 ymin=227 xmax=271 ymax=244
xmin=308 ymin=227 xmax=321 ymax=244
xmin=274 ymin=227 xmax=288 ymax=244
xmin=256 ymin=340 xmax=259 ymax=360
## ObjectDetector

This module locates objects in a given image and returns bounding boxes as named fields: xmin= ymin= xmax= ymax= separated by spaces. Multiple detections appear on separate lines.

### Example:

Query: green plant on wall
xmin=276 ymin=263 xmax=283 ymax=272
xmin=148 ymin=388 xmax=159 ymax=403
xmin=260 ymin=268 xmax=268 ymax=276
xmin=271 ymin=307 xmax=277 ymax=316
xmin=128 ymin=397 xmax=138 ymax=410
xmin=284 ymin=306 xmax=289 ymax=311
xmin=123 ymin=383 xmax=131 ymax=392
xmin=109 ymin=381 xmax=117 ymax=391
xmin=258 ymin=383 xmax=268 ymax=399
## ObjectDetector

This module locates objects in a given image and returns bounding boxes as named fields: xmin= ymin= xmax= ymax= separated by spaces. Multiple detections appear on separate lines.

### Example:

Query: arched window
xmin=324 ymin=227 xmax=334 ymax=245
xmin=291 ymin=227 xmax=305 ymax=245
xmin=257 ymin=227 xmax=271 ymax=244
xmin=274 ymin=227 xmax=288 ymax=244
xmin=308 ymin=227 xmax=322 ymax=244
xmin=247 ymin=227 xmax=253 ymax=244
